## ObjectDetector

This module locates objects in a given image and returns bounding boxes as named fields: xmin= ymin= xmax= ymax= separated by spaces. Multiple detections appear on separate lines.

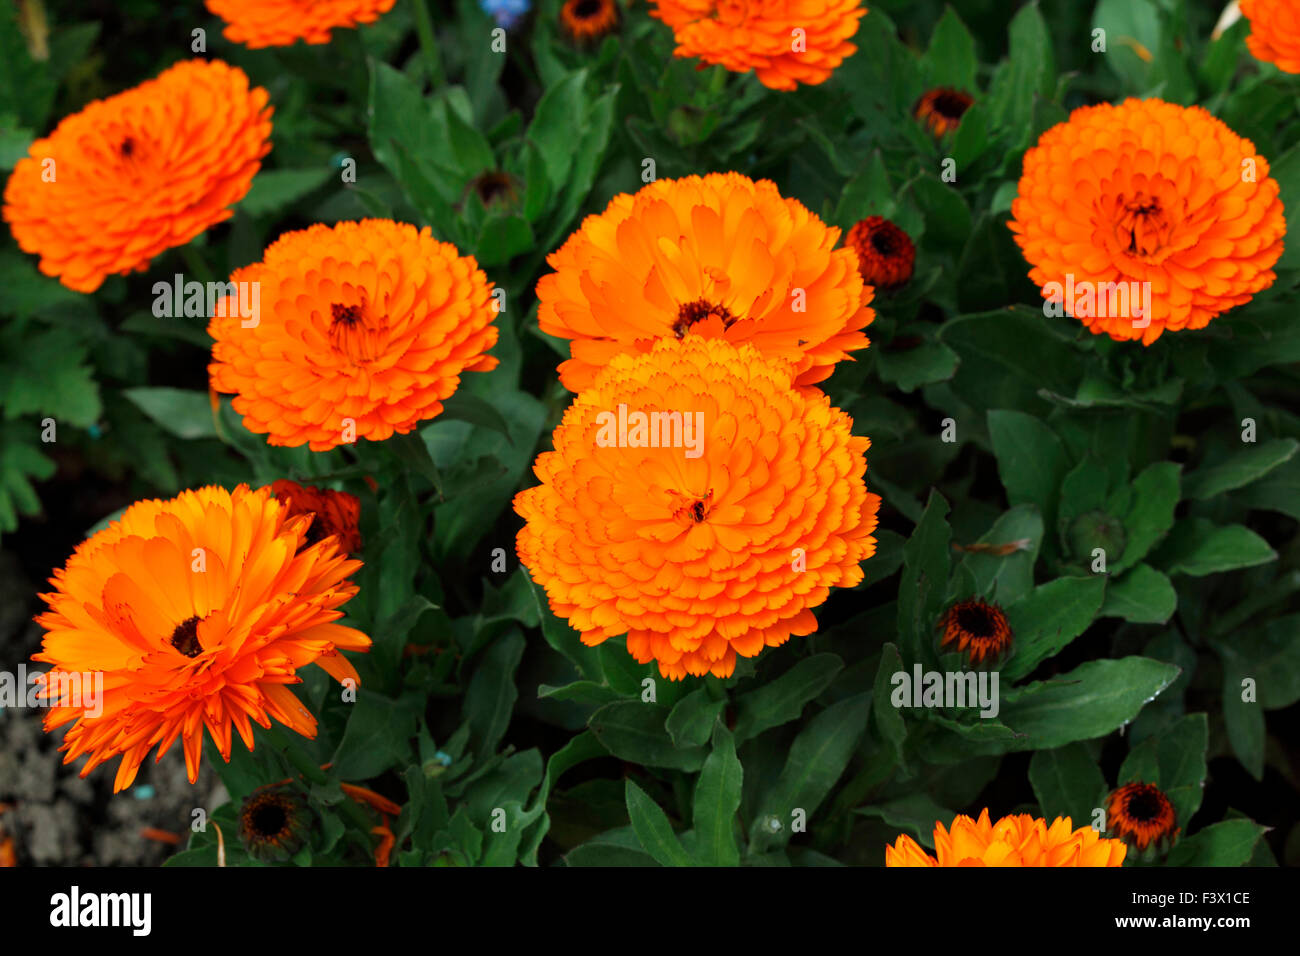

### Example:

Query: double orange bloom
xmin=886 ymin=809 xmax=1128 ymax=867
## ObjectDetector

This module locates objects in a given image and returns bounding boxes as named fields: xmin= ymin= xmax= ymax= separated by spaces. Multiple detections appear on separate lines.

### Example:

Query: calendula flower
xmin=1107 ymin=782 xmax=1179 ymax=853
xmin=205 ymin=0 xmax=396 ymax=47
xmin=1009 ymin=98 xmax=1286 ymax=344
xmin=885 ymin=809 xmax=1128 ymax=867
xmin=1240 ymin=0 xmax=1300 ymax=73
xmin=913 ymin=87 xmax=973 ymax=137
xmin=846 ymin=216 xmax=915 ymax=289
xmin=239 ymin=787 xmax=312 ymax=863
xmin=560 ymin=0 xmax=620 ymax=43
xmin=514 ymin=336 xmax=880 ymax=680
xmin=2 ymin=59 xmax=271 ymax=293
xmin=939 ymin=598 xmax=1012 ymax=666
xmin=537 ymin=172 xmax=873 ymax=393
xmin=32 ymin=485 xmax=370 ymax=792
xmin=649 ymin=0 xmax=864 ymax=90
xmin=209 ymin=219 xmax=499 ymax=451
xmin=269 ymin=480 xmax=363 ymax=554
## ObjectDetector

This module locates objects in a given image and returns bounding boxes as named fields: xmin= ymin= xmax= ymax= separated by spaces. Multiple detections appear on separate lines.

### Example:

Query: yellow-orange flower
xmin=1241 ymin=0 xmax=1300 ymax=73
xmin=31 ymin=485 xmax=370 ymax=792
xmin=885 ymin=809 xmax=1128 ymax=867
xmin=205 ymin=0 xmax=396 ymax=48
xmin=537 ymin=172 xmax=873 ymax=393
xmin=513 ymin=336 xmax=880 ymax=680
xmin=209 ymin=219 xmax=499 ymax=451
xmin=649 ymin=0 xmax=865 ymax=90
xmin=1009 ymin=98 xmax=1286 ymax=345
xmin=2 ymin=59 xmax=271 ymax=293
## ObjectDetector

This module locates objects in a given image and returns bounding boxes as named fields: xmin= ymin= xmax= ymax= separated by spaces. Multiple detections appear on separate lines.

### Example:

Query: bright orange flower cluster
xmin=648 ymin=0 xmax=865 ymax=90
xmin=1241 ymin=0 xmax=1300 ymax=73
xmin=885 ymin=809 xmax=1128 ymax=867
xmin=32 ymin=485 xmax=370 ymax=792
xmin=2 ymin=59 xmax=271 ymax=293
xmin=1009 ymin=98 xmax=1286 ymax=344
xmin=205 ymin=0 xmax=397 ymax=48
xmin=513 ymin=335 xmax=880 ymax=679
xmin=537 ymin=172 xmax=873 ymax=393
xmin=209 ymin=219 xmax=500 ymax=451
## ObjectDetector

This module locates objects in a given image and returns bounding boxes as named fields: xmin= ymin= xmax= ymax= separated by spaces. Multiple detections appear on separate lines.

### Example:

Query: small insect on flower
xmin=845 ymin=216 xmax=916 ymax=290
xmin=536 ymin=172 xmax=873 ymax=393
xmin=514 ymin=336 xmax=881 ymax=680
xmin=1240 ymin=0 xmax=1300 ymax=73
xmin=913 ymin=87 xmax=974 ymax=137
xmin=31 ymin=485 xmax=371 ymax=792
xmin=1106 ymin=782 xmax=1179 ymax=854
xmin=2 ymin=59 xmax=272 ymax=293
xmin=648 ymin=0 xmax=865 ymax=90
xmin=208 ymin=219 xmax=499 ymax=451
xmin=938 ymin=598 xmax=1013 ymax=666
xmin=560 ymin=0 xmax=620 ymax=44
xmin=239 ymin=786 xmax=312 ymax=863
xmin=205 ymin=0 xmax=396 ymax=48
xmin=885 ymin=809 xmax=1128 ymax=867
xmin=1008 ymin=98 xmax=1286 ymax=345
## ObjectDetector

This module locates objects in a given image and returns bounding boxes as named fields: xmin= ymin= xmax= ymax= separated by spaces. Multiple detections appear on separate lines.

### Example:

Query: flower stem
xmin=410 ymin=0 xmax=446 ymax=90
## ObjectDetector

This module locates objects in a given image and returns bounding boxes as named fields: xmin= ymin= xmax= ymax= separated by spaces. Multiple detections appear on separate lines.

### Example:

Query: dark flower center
xmin=574 ymin=0 xmax=602 ymax=18
xmin=250 ymin=801 xmax=289 ymax=839
xmin=932 ymin=91 xmax=972 ymax=119
xmin=1124 ymin=786 xmax=1165 ymax=823
xmin=870 ymin=228 xmax=899 ymax=257
xmin=673 ymin=298 xmax=736 ymax=338
xmin=955 ymin=605 xmax=995 ymax=639
xmin=170 ymin=615 xmax=204 ymax=658
xmin=331 ymin=303 xmax=363 ymax=326
xmin=120 ymin=137 xmax=135 ymax=158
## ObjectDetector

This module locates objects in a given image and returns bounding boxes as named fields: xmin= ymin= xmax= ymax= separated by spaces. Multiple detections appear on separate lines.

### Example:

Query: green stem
xmin=410 ymin=0 xmax=446 ymax=90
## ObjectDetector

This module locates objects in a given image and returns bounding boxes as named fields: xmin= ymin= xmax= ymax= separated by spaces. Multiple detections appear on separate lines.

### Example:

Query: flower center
xmin=251 ymin=801 xmax=289 ymax=839
xmin=1124 ymin=786 xmax=1165 ymax=823
xmin=170 ymin=615 xmax=204 ymax=657
xmin=932 ymin=91 xmax=971 ymax=120
xmin=1117 ymin=194 xmax=1170 ymax=257
xmin=574 ymin=0 xmax=602 ymax=18
xmin=955 ymin=605 xmax=995 ymax=638
xmin=870 ymin=229 xmax=899 ymax=257
xmin=329 ymin=300 xmax=381 ymax=365
xmin=120 ymin=137 xmax=136 ymax=158
xmin=673 ymin=298 xmax=736 ymax=338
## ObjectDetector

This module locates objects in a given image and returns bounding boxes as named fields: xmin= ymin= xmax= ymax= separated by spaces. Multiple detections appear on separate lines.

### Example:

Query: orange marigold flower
xmin=536 ymin=172 xmax=873 ymax=393
xmin=2 ymin=59 xmax=271 ymax=293
xmin=31 ymin=485 xmax=371 ymax=792
xmin=561 ymin=0 xmax=620 ymax=43
xmin=205 ymin=0 xmax=397 ymax=48
xmin=913 ymin=87 xmax=973 ymax=137
xmin=845 ymin=216 xmax=915 ymax=289
xmin=649 ymin=0 xmax=865 ymax=90
xmin=513 ymin=336 xmax=881 ymax=680
xmin=269 ymin=479 xmax=363 ymax=555
xmin=1107 ymin=782 xmax=1179 ymax=852
xmin=1009 ymin=98 xmax=1286 ymax=345
xmin=885 ymin=809 xmax=1128 ymax=867
xmin=1240 ymin=0 xmax=1300 ymax=73
xmin=938 ymin=598 xmax=1012 ymax=666
xmin=209 ymin=219 xmax=499 ymax=451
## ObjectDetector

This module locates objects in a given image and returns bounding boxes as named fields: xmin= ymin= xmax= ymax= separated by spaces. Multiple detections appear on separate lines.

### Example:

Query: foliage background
xmin=0 ymin=0 xmax=1298 ymax=866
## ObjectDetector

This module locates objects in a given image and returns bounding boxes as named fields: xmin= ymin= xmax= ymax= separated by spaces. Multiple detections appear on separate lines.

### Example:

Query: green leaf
xmin=942 ymin=308 xmax=1082 ymax=414
xmin=1 ymin=329 xmax=101 ymax=427
xmin=1182 ymin=439 xmax=1298 ymax=500
xmin=897 ymin=491 xmax=951 ymax=665
xmin=988 ymin=410 xmax=1069 ymax=533
xmin=1100 ymin=564 xmax=1176 ymax=624
xmin=986 ymin=2 xmax=1055 ymax=144
xmin=438 ymin=392 xmax=513 ymax=441
xmin=625 ymin=779 xmax=694 ymax=867
xmin=528 ymin=70 xmax=588 ymax=192
xmin=855 ymin=793 xmax=956 ymax=850
xmin=1155 ymin=519 xmax=1277 ymax=577
xmin=464 ymin=629 xmax=525 ymax=759
xmin=589 ymin=701 xmax=706 ymax=771
xmin=332 ymin=690 xmax=418 ymax=779
xmin=876 ymin=338 xmax=960 ymax=393
xmin=666 ymin=688 xmax=725 ymax=750
xmin=122 ymin=388 xmax=215 ymax=440
xmin=475 ymin=214 xmax=534 ymax=267
xmin=1119 ymin=713 xmax=1208 ymax=825
xmin=1003 ymin=575 xmax=1107 ymax=682
xmin=872 ymin=644 xmax=908 ymax=765
xmin=565 ymin=826 xmax=659 ymax=867
xmin=1029 ymin=743 xmax=1108 ymax=825
xmin=238 ymin=168 xmax=333 ymax=217
xmin=959 ymin=504 xmax=1043 ymax=605
xmin=732 ymin=653 xmax=843 ymax=744
xmin=692 ymin=724 xmax=743 ymax=866
xmin=923 ymin=6 xmax=978 ymax=93
xmin=1115 ymin=462 xmax=1180 ymax=573
xmin=999 ymin=657 xmax=1181 ymax=749
xmin=749 ymin=694 xmax=870 ymax=853
xmin=1166 ymin=819 xmax=1269 ymax=867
